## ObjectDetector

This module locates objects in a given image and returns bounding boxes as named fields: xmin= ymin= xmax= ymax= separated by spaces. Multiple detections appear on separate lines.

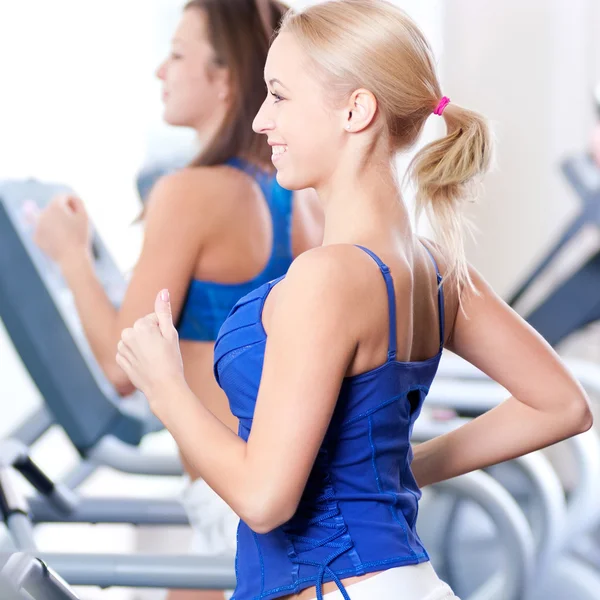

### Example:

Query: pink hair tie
xmin=433 ymin=96 xmax=451 ymax=116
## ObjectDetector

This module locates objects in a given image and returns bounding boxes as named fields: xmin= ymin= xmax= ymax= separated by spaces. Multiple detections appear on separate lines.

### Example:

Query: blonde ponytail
xmin=408 ymin=102 xmax=493 ymax=294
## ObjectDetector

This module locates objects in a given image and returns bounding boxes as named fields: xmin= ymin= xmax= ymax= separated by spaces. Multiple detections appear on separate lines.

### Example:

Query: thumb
xmin=155 ymin=289 xmax=175 ymax=337
xmin=63 ymin=195 xmax=84 ymax=215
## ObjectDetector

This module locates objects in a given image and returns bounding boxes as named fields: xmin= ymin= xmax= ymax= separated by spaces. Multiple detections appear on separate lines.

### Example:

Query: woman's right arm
xmin=55 ymin=170 xmax=220 ymax=394
xmin=411 ymin=265 xmax=593 ymax=488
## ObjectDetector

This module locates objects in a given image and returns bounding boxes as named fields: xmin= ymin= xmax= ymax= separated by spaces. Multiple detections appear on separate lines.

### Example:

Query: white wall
xmin=443 ymin=0 xmax=600 ymax=297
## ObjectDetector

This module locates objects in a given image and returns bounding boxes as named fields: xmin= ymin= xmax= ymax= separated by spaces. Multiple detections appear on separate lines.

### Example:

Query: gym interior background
xmin=1 ymin=0 xmax=600 ymax=599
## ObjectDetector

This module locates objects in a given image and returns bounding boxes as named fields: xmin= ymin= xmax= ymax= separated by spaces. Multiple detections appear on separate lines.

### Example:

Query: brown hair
xmin=185 ymin=0 xmax=288 ymax=170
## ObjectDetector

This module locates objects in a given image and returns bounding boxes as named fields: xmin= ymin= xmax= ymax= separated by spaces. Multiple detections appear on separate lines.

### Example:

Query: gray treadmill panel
xmin=0 ymin=552 xmax=80 ymax=599
xmin=564 ymin=153 xmax=600 ymax=197
xmin=0 ymin=180 xmax=146 ymax=453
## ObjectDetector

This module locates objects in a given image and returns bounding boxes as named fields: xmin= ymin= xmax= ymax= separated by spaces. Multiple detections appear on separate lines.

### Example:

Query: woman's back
xmin=338 ymin=240 xmax=458 ymax=376
xmin=211 ymin=236 xmax=458 ymax=599
xmin=168 ymin=159 xmax=322 ymax=431
xmin=182 ymin=162 xmax=320 ymax=285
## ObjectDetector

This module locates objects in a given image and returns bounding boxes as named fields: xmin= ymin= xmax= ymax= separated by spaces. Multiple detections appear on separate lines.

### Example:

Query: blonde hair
xmin=279 ymin=0 xmax=493 ymax=294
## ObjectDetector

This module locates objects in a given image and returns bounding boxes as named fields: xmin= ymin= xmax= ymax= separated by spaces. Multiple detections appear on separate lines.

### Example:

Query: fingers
xmin=116 ymin=337 xmax=135 ymax=381
xmin=115 ymin=349 xmax=132 ymax=375
xmin=120 ymin=327 xmax=136 ymax=346
xmin=50 ymin=193 xmax=84 ymax=216
xmin=133 ymin=314 xmax=159 ymax=332
xmin=51 ymin=193 xmax=72 ymax=211
xmin=121 ymin=314 xmax=160 ymax=350
xmin=66 ymin=195 xmax=85 ymax=214
xmin=117 ymin=339 xmax=135 ymax=363
xmin=154 ymin=289 xmax=176 ymax=339
xmin=119 ymin=306 xmax=173 ymax=359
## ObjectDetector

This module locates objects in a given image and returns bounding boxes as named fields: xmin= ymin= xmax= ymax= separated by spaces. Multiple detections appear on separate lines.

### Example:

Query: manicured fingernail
xmin=161 ymin=289 xmax=169 ymax=302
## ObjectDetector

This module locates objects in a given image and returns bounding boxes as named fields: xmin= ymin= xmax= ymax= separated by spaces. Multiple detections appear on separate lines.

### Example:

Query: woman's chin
xmin=162 ymin=110 xmax=191 ymax=129
xmin=275 ymin=168 xmax=306 ymax=192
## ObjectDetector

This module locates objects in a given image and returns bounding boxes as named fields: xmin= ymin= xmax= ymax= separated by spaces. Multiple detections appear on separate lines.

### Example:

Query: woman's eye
xmin=270 ymin=91 xmax=284 ymax=103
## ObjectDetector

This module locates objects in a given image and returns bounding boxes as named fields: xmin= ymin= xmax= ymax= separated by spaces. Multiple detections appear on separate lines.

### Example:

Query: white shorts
xmin=314 ymin=562 xmax=458 ymax=600
xmin=181 ymin=477 xmax=238 ymax=599
xmin=180 ymin=477 xmax=239 ymax=555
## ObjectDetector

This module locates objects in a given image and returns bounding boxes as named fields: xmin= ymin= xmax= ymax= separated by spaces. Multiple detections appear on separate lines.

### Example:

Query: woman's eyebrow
xmin=268 ymin=78 xmax=289 ymax=90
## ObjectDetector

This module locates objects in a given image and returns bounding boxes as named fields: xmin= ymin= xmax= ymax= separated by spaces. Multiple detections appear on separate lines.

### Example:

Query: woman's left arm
xmin=117 ymin=250 xmax=357 ymax=533
xmin=410 ymin=265 xmax=592 ymax=488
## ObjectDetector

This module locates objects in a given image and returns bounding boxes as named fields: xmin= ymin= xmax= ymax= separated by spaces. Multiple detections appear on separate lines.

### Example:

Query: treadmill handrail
xmin=87 ymin=435 xmax=184 ymax=476
xmin=432 ymin=470 xmax=535 ymax=600
xmin=414 ymin=419 xmax=567 ymax=576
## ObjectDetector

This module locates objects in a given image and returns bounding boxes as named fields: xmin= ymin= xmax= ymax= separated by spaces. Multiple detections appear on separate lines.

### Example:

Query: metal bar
xmin=36 ymin=553 xmax=236 ymax=590
xmin=434 ymin=471 xmax=535 ymax=600
xmin=60 ymin=461 xmax=97 ymax=491
xmin=9 ymin=407 xmax=54 ymax=447
xmin=0 ymin=552 xmax=80 ymax=600
xmin=88 ymin=436 xmax=183 ymax=476
xmin=28 ymin=497 xmax=189 ymax=526
xmin=5 ymin=515 xmax=37 ymax=553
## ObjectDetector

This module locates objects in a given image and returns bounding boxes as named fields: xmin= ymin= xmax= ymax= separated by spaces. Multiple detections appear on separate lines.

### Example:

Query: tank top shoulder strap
xmin=223 ymin=156 xmax=244 ymax=171
xmin=420 ymin=241 xmax=445 ymax=350
xmin=354 ymin=245 xmax=397 ymax=361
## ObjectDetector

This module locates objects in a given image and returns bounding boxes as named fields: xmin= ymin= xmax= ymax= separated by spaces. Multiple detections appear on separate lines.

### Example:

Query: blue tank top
xmin=213 ymin=244 xmax=445 ymax=600
xmin=177 ymin=158 xmax=294 ymax=342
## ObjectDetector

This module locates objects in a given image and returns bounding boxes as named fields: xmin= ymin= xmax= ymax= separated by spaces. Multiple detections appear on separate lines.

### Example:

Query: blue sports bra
xmin=213 ymin=243 xmax=445 ymax=600
xmin=176 ymin=157 xmax=294 ymax=342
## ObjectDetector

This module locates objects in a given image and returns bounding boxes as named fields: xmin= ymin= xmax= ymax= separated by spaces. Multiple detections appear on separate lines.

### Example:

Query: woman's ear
xmin=343 ymin=88 xmax=377 ymax=133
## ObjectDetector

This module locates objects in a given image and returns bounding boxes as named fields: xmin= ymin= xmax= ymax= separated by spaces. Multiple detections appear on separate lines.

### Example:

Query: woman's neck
xmin=193 ymin=104 xmax=228 ymax=149
xmin=318 ymin=160 xmax=413 ymax=248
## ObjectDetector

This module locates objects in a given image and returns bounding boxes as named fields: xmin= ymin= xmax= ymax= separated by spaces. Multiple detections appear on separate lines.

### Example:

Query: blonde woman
xmin=114 ymin=1 xmax=593 ymax=598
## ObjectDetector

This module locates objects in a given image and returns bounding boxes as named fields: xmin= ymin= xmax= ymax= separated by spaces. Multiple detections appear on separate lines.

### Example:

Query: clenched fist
xmin=116 ymin=289 xmax=187 ymax=407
